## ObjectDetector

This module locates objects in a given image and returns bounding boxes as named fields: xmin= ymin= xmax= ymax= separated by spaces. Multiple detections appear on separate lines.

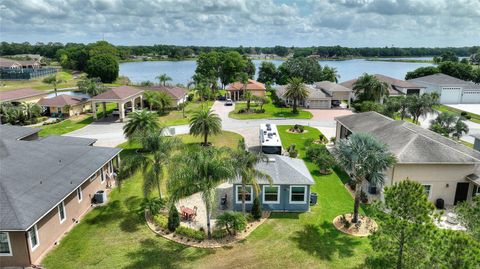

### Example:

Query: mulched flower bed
xmin=145 ymin=210 xmax=270 ymax=248
xmin=332 ymin=213 xmax=378 ymax=237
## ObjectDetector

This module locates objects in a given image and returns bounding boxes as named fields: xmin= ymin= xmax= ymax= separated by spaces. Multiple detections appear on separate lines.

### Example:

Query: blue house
xmin=232 ymin=155 xmax=315 ymax=212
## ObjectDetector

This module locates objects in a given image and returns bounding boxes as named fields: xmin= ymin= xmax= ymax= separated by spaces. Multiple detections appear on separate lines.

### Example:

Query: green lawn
xmin=42 ymin=127 xmax=370 ymax=268
xmin=158 ymin=101 xmax=212 ymax=127
xmin=460 ymin=140 xmax=474 ymax=148
xmin=434 ymin=104 xmax=480 ymax=124
xmin=229 ymin=102 xmax=313 ymax=120
xmin=177 ymin=130 xmax=242 ymax=148
xmin=0 ymin=71 xmax=81 ymax=92
xmin=37 ymin=103 xmax=116 ymax=137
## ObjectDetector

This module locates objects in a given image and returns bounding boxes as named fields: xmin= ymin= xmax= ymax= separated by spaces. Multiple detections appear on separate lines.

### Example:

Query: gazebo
xmin=226 ymin=79 xmax=266 ymax=101
xmin=91 ymin=86 xmax=144 ymax=122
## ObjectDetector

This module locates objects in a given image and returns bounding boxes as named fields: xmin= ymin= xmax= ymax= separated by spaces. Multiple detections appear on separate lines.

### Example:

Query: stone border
xmin=332 ymin=214 xmax=378 ymax=237
xmin=145 ymin=210 xmax=270 ymax=248
xmin=286 ymin=129 xmax=309 ymax=134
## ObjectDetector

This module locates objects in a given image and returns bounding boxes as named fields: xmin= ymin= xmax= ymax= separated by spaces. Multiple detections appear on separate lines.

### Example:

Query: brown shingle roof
xmin=0 ymin=58 xmax=21 ymax=68
xmin=38 ymin=94 xmax=88 ymax=107
xmin=227 ymin=79 xmax=266 ymax=91
xmin=142 ymin=85 xmax=188 ymax=100
xmin=340 ymin=74 xmax=424 ymax=96
xmin=0 ymin=88 xmax=48 ymax=102
xmin=91 ymin=86 xmax=143 ymax=101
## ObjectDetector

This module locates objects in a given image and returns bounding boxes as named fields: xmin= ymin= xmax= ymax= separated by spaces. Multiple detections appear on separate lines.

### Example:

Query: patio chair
xmin=193 ymin=206 xmax=198 ymax=216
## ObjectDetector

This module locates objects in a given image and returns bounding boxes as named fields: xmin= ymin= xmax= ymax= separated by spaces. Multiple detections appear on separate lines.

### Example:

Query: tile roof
xmin=233 ymin=155 xmax=314 ymax=185
xmin=142 ymin=85 xmax=188 ymax=100
xmin=408 ymin=73 xmax=480 ymax=88
xmin=0 ymin=127 xmax=121 ymax=231
xmin=0 ymin=88 xmax=48 ymax=102
xmin=91 ymin=86 xmax=143 ymax=101
xmin=340 ymin=74 xmax=424 ymax=96
xmin=227 ymin=79 xmax=266 ymax=91
xmin=335 ymin=112 xmax=480 ymax=164
xmin=38 ymin=94 xmax=88 ymax=107
xmin=276 ymin=81 xmax=351 ymax=100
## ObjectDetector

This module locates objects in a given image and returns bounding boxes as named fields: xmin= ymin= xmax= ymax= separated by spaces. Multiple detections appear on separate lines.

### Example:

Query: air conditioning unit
xmin=94 ymin=190 xmax=107 ymax=204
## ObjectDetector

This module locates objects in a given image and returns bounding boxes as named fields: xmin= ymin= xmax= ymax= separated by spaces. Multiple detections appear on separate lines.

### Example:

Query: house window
xmin=27 ymin=225 xmax=39 ymax=251
xmin=77 ymin=187 xmax=83 ymax=202
xmin=290 ymin=186 xmax=307 ymax=203
xmin=0 ymin=232 xmax=12 ymax=256
xmin=58 ymin=201 xmax=66 ymax=223
xmin=108 ymin=160 xmax=113 ymax=174
xmin=263 ymin=185 xmax=280 ymax=204
xmin=236 ymin=185 xmax=253 ymax=204
xmin=422 ymin=185 xmax=432 ymax=199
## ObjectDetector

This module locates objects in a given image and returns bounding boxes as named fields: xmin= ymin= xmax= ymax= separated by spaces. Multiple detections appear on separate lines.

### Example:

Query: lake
xmin=119 ymin=59 xmax=435 ymax=85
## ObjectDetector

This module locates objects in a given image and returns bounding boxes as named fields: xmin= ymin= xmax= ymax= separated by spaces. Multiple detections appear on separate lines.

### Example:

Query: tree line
xmin=1 ymin=41 xmax=478 ymax=60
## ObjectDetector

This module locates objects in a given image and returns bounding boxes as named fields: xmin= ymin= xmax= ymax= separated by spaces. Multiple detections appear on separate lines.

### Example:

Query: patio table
xmin=181 ymin=207 xmax=195 ymax=220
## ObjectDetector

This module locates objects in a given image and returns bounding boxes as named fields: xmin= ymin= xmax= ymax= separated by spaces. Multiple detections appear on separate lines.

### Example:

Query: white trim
xmin=422 ymin=184 xmax=432 ymax=199
xmin=28 ymin=225 xmax=39 ymax=252
xmin=289 ymin=185 xmax=307 ymax=204
xmin=262 ymin=185 xmax=280 ymax=204
xmin=77 ymin=186 xmax=83 ymax=202
xmin=0 ymin=232 xmax=13 ymax=256
xmin=235 ymin=185 xmax=253 ymax=204
xmin=58 ymin=201 xmax=66 ymax=224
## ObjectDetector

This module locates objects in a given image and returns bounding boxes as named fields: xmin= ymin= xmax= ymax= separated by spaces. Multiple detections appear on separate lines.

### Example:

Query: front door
xmin=454 ymin=182 xmax=470 ymax=205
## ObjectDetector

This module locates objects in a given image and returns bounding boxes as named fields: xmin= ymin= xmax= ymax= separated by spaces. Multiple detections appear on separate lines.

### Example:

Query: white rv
xmin=259 ymin=123 xmax=282 ymax=154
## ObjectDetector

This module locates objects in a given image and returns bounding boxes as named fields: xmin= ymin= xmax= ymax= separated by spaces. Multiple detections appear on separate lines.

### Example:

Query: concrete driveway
xmin=305 ymin=108 xmax=353 ymax=120
xmin=67 ymin=119 xmax=127 ymax=147
xmin=447 ymin=104 xmax=480 ymax=115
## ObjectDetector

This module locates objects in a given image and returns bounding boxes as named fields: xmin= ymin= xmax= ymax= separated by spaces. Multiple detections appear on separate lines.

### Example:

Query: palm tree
xmin=189 ymin=108 xmax=222 ymax=146
xmin=169 ymin=146 xmax=234 ymax=239
xmin=43 ymin=75 xmax=65 ymax=96
xmin=144 ymin=91 xmax=159 ymax=111
xmin=156 ymin=91 xmax=172 ymax=114
xmin=77 ymin=77 xmax=106 ymax=97
xmin=353 ymin=73 xmax=389 ymax=103
xmin=407 ymin=93 xmax=439 ymax=124
xmin=284 ymin=77 xmax=309 ymax=114
xmin=119 ymin=131 xmax=180 ymax=198
xmin=323 ymin=66 xmax=340 ymax=83
xmin=156 ymin=73 xmax=172 ymax=86
xmin=20 ymin=102 xmax=41 ymax=120
xmin=123 ymin=109 xmax=160 ymax=141
xmin=332 ymin=133 xmax=396 ymax=223
xmin=233 ymin=139 xmax=272 ymax=214
xmin=429 ymin=112 xmax=469 ymax=140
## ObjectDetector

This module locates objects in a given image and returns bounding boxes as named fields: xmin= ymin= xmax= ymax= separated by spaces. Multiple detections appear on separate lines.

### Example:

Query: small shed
xmin=232 ymin=155 xmax=315 ymax=212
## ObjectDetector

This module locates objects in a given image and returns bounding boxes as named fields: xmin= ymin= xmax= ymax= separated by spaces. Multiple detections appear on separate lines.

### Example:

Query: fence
xmin=0 ymin=67 xmax=58 ymax=80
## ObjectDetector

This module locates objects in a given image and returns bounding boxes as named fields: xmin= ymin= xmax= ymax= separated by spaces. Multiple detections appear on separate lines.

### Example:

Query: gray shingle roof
xmin=0 ymin=136 xmax=121 ymax=231
xmin=408 ymin=73 xmax=479 ymax=88
xmin=39 ymin=135 xmax=97 ymax=146
xmin=233 ymin=155 xmax=314 ymax=185
xmin=335 ymin=112 xmax=480 ymax=164
xmin=0 ymin=125 xmax=40 ymax=140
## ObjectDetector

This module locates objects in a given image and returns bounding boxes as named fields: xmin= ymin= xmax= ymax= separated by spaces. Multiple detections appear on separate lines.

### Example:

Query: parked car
xmin=331 ymin=100 xmax=341 ymax=107
xmin=225 ymin=99 xmax=233 ymax=106
xmin=112 ymin=109 xmax=120 ymax=116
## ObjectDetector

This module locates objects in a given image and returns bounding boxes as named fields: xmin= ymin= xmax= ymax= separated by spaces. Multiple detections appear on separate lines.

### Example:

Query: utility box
xmin=94 ymin=190 xmax=107 ymax=204
xmin=310 ymin=192 xmax=318 ymax=205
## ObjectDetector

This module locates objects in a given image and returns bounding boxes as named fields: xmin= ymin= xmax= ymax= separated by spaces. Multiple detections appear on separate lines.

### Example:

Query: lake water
xmin=119 ymin=59 xmax=435 ymax=85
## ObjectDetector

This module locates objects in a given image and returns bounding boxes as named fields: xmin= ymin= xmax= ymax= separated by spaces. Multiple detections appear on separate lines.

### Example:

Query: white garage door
xmin=440 ymin=87 xmax=462 ymax=104
xmin=308 ymin=99 xmax=330 ymax=109
xmin=462 ymin=89 xmax=480 ymax=104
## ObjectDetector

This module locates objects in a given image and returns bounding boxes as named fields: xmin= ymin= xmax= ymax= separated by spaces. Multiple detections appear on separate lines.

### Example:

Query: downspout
xmin=25 ymin=232 xmax=32 ymax=266
xmin=391 ymin=166 xmax=396 ymax=186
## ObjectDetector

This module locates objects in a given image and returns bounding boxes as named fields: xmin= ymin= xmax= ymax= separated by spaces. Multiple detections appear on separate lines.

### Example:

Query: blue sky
xmin=1 ymin=0 xmax=479 ymax=47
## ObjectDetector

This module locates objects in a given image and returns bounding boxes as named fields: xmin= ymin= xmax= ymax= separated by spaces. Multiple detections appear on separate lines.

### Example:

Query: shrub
xmin=238 ymin=108 xmax=247 ymax=114
xmin=216 ymin=211 xmax=247 ymax=236
xmin=298 ymin=125 xmax=304 ymax=133
xmin=305 ymin=144 xmax=327 ymax=161
xmin=313 ymin=150 xmax=335 ymax=174
xmin=460 ymin=111 xmax=468 ymax=117
xmin=144 ymin=197 xmax=165 ymax=216
xmin=212 ymin=229 xmax=228 ymax=239
xmin=287 ymin=144 xmax=298 ymax=158
xmin=318 ymin=133 xmax=328 ymax=144
xmin=251 ymin=197 xmax=262 ymax=220
xmin=254 ymin=108 xmax=265 ymax=113
xmin=168 ymin=204 xmax=180 ymax=232
xmin=175 ymin=226 xmax=205 ymax=241
xmin=340 ymin=214 xmax=351 ymax=229
xmin=153 ymin=214 xmax=168 ymax=229
xmin=303 ymin=138 xmax=315 ymax=148
xmin=330 ymin=136 xmax=336 ymax=143
xmin=352 ymin=101 xmax=385 ymax=113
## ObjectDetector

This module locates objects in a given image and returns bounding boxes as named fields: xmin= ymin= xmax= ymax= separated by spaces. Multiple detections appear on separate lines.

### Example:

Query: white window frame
xmin=289 ymin=185 xmax=307 ymax=204
xmin=58 ymin=201 xmax=66 ymax=224
xmin=28 ymin=225 xmax=39 ymax=251
xmin=422 ymin=184 xmax=432 ymax=199
xmin=235 ymin=185 xmax=253 ymax=204
xmin=77 ymin=186 xmax=83 ymax=202
xmin=100 ymin=169 xmax=105 ymax=183
xmin=262 ymin=185 xmax=280 ymax=204
xmin=0 ymin=232 xmax=13 ymax=256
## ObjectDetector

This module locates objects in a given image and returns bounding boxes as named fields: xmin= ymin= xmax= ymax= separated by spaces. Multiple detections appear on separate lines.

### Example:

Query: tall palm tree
xmin=43 ymin=75 xmax=65 ymax=96
xmin=77 ymin=77 xmax=106 ymax=97
xmin=156 ymin=91 xmax=172 ymax=114
xmin=233 ymin=139 xmax=272 ymax=214
xmin=189 ymin=108 xmax=222 ymax=146
xmin=332 ymin=133 xmax=396 ymax=223
xmin=169 ymin=146 xmax=234 ymax=239
xmin=284 ymin=77 xmax=309 ymax=113
xmin=323 ymin=66 xmax=340 ymax=83
xmin=144 ymin=91 xmax=160 ymax=111
xmin=407 ymin=93 xmax=438 ymax=124
xmin=123 ymin=109 xmax=160 ymax=141
xmin=156 ymin=73 xmax=172 ymax=86
xmin=353 ymin=73 xmax=389 ymax=103
xmin=119 ymin=131 xmax=180 ymax=198
xmin=20 ymin=102 xmax=41 ymax=120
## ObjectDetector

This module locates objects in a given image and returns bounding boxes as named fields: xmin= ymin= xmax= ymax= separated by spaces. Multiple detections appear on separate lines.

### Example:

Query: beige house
xmin=0 ymin=88 xmax=49 ymax=104
xmin=38 ymin=94 xmax=91 ymax=117
xmin=141 ymin=85 xmax=188 ymax=107
xmin=276 ymin=81 xmax=352 ymax=109
xmin=335 ymin=112 xmax=480 ymax=207
xmin=0 ymin=125 xmax=121 ymax=267
xmin=226 ymin=79 xmax=266 ymax=101
xmin=340 ymin=74 xmax=426 ymax=97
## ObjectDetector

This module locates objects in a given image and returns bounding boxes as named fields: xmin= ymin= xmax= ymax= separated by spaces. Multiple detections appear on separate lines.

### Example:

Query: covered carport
xmin=91 ymin=86 xmax=144 ymax=122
